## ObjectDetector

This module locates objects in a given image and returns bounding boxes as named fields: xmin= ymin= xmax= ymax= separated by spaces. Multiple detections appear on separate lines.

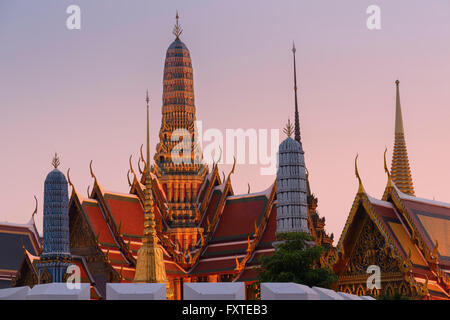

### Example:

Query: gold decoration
xmin=32 ymin=196 xmax=38 ymax=219
xmin=283 ymin=119 xmax=294 ymax=137
xmin=89 ymin=160 xmax=96 ymax=180
xmin=354 ymin=154 xmax=365 ymax=194
xmin=172 ymin=11 xmax=183 ymax=39
xmin=52 ymin=153 xmax=60 ymax=169
xmin=134 ymin=91 xmax=173 ymax=299
xmin=391 ymin=80 xmax=415 ymax=195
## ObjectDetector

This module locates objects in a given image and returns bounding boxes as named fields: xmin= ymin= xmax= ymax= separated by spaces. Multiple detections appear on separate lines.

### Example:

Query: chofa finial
xmin=173 ymin=11 xmax=183 ymax=39
xmin=52 ymin=153 xmax=60 ymax=169
xmin=355 ymin=154 xmax=365 ymax=194
xmin=384 ymin=147 xmax=390 ymax=178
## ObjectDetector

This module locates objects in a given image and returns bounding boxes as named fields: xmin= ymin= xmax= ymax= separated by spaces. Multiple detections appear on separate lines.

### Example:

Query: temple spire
xmin=292 ymin=42 xmax=301 ymax=143
xmin=390 ymin=80 xmax=415 ymax=195
xmin=146 ymin=90 xmax=150 ymax=167
xmin=134 ymin=92 xmax=171 ymax=297
xmin=395 ymin=80 xmax=404 ymax=134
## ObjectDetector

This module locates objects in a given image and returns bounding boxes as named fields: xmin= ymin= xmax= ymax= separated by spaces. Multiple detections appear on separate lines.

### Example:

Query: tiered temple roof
xmin=332 ymin=158 xmax=449 ymax=299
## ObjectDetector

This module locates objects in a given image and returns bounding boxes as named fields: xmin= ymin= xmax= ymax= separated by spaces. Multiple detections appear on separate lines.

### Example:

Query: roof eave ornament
xmin=355 ymin=154 xmax=365 ymax=194
xmin=173 ymin=11 xmax=183 ymax=40
xmin=384 ymin=147 xmax=393 ymax=188
xmin=30 ymin=195 xmax=38 ymax=225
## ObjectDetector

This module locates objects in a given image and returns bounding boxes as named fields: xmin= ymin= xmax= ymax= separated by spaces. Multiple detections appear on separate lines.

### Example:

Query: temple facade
xmin=10 ymin=15 xmax=334 ymax=299
xmin=331 ymin=81 xmax=449 ymax=300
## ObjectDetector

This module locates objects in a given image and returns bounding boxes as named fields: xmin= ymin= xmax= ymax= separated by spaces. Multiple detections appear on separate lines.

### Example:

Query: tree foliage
xmin=257 ymin=232 xmax=338 ymax=288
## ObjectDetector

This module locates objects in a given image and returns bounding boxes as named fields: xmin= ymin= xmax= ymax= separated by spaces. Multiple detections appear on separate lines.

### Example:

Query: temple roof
xmin=0 ymin=221 xmax=40 ymax=286
xmin=334 ymin=170 xmax=449 ymax=299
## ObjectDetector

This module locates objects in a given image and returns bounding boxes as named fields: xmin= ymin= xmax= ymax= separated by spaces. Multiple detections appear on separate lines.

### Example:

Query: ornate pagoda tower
xmin=391 ymin=80 xmax=415 ymax=195
xmin=154 ymin=13 xmax=207 ymax=252
xmin=276 ymin=121 xmax=309 ymax=234
xmin=36 ymin=154 xmax=71 ymax=282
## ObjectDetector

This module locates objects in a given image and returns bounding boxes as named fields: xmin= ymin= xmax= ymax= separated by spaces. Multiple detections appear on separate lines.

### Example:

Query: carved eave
xmin=184 ymin=166 xmax=236 ymax=270
xmin=382 ymin=184 xmax=428 ymax=258
xmin=12 ymin=248 xmax=39 ymax=288
xmin=130 ymin=172 xmax=170 ymax=229
xmin=198 ymin=163 xmax=221 ymax=215
xmin=89 ymin=179 xmax=136 ymax=266
xmin=233 ymin=180 xmax=277 ymax=281
xmin=381 ymin=184 xmax=450 ymax=288
xmin=68 ymin=191 xmax=119 ymax=279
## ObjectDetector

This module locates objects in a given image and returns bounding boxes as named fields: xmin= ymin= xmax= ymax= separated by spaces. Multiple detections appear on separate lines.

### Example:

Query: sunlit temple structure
xmin=7 ymin=15 xmax=334 ymax=299
xmin=331 ymin=80 xmax=450 ymax=300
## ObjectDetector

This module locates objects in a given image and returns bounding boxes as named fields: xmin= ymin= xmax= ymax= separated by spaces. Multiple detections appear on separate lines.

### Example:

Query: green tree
xmin=257 ymin=232 xmax=338 ymax=288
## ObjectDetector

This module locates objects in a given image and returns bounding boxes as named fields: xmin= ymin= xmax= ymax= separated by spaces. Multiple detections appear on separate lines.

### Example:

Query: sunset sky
xmin=1 ymin=0 xmax=450 ymax=241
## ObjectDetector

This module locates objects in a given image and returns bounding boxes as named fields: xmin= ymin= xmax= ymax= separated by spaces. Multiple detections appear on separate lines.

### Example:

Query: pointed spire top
xmin=291 ymin=42 xmax=301 ymax=143
xmin=395 ymin=79 xmax=404 ymax=134
xmin=173 ymin=11 xmax=183 ymax=39
xmin=146 ymin=91 xmax=150 ymax=171
xmin=52 ymin=153 xmax=60 ymax=169
xmin=283 ymin=119 xmax=294 ymax=137
xmin=391 ymin=79 xmax=415 ymax=196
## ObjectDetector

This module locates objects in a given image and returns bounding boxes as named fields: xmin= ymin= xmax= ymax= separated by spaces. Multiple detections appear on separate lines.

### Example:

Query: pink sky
xmin=1 ymin=1 xmax=450 ymax=241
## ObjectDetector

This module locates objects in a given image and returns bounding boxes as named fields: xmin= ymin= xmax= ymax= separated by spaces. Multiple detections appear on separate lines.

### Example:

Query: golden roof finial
xmin=32 ymin=195 xmax=38 ymax=219
xmin=384 ymin=147 xmax=393 ymax=188
xmin=52 ymin=153 xmax=60 ymax=169
xmin=383 ymin=148 xmax=390 ymax=176
xmin=173 ymin=11 xmax=183 ymax=39
xmin=355 ymin=154 xmax=365 ymax=194
xmin=89 ymin=160 xmax=97 ymax=181
xmin=283 ymin=119 xmax=294 ymax=137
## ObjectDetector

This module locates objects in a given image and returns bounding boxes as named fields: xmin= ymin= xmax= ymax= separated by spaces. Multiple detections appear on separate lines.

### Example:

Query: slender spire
xmin=292 ymin=42 xmax=301 ymax=143
xmin=146 ymin=90 xmax=150 ymax=168
xmin=134 ymin=92 xmax=171 ymax=297
xmin=173 ymin=11 xmax=183 ymax=39
xmin=391 ymin=80 xmax=415 ymax=196
xmin=395 ymin=80 xmax=404 ymax=134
